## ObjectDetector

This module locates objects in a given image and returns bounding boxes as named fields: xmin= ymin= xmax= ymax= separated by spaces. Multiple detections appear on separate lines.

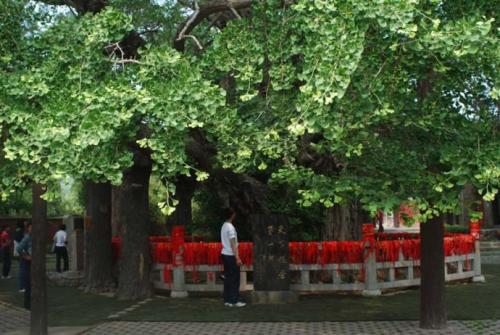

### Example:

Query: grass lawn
xmin=123 ymin=264 xmax=500 ymax=322
xmin=0 ymin=258 xmax=131 ymax=327
xmin=0 ymin=259 xmax=499 ymax=326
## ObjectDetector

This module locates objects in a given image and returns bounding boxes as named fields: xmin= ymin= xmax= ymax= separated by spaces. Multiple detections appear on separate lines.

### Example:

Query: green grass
xmin=1 ymin=260 xmax=499 ymax=326
xmin=0 ymin=260 xmax=131 ymax=327
xmin=123 ymin=265 xmax=500 ymax=322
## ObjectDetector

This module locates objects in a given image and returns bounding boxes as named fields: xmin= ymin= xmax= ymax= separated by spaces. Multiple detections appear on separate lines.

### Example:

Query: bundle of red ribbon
xmin=375 ymin=240 xmax=401 ymax=262
xmin=111 ymin=231 xmax=476 ymax=267
xmin=401 ymin=239 xmax=420 ymax=260
xmin=444 ymin=235 xmax=474 ymax=256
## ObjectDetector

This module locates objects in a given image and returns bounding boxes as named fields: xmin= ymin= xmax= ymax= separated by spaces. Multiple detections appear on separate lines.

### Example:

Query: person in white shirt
xmin=220 ymin=208 xmax=245 ymax=307
xmin=53 ymin=224 xmax=68 ymax=273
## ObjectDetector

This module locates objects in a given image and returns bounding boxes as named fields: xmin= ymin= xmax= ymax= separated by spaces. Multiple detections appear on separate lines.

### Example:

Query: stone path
xmin=1 ymin=300 xmax=499 ymax=335
xmin=82 ymin=320 xmax=500 ymax=335
xmin=106 ymin=298 xmax=153 ymax=320
xmin=0 ymin=301 xmax=29 ymax=334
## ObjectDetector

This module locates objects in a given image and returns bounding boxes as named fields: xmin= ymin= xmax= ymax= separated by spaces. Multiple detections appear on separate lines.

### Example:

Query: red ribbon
xmin=207 ymin=272 xmax=215 ymax=282
xmin=362 ymin=224 xmax=375 ymax=244
xmin=239 ymin=242 xmax=253 ymax=266
xmin=111 ymin=237 xmax=121 ymax=264
xmin=172 ymin=226 xmax=185 ymax=267
xmin=470 ymin=221 xmax=481 ymax=240
xmin=401 ymin=239 xmax=420 ymax=260
xmin=111 ymin=233 xmax=475 ymax=267
xmin=163 ymin=265 xmax=172 ymax=285
xmin=376 ymin=240 xmax=401 ymax=262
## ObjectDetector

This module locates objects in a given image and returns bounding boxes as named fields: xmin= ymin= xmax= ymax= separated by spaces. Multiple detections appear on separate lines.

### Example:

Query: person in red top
xmin=0 ymin=225 xmax=12 ymax=279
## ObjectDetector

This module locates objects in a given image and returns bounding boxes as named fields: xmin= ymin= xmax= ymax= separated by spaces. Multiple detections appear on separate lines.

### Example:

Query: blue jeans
xmin=18 ymin=259 xmax=27 ymax=290
xmin=19 ymin=259 xmax=31 ymax=310
xmin=19 ymin=259 xmax=30 ymax=309
xmin=222 ymin=254 xmax=240 ymax=304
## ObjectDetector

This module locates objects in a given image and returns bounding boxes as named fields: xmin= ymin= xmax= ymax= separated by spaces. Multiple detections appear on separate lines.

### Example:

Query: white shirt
xmin=54 ymin=230 xmax=67 ymax=247
xmin=221 ymin=222 xmax=237 ymax=256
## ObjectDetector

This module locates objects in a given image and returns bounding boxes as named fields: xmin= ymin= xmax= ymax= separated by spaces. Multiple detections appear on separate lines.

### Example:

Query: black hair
xmin=59 ymin=224 xmax=66 ymax=231
xmin=222 ymin=207 xmax=236 ymax=221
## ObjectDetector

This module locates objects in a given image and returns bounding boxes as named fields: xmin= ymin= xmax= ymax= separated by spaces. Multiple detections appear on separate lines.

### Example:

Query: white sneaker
xmin=224 ymin=302 xmax=234 ymax=307
xmin=234 ymin=302 xmax=246 ymax=307
xmin=18 ymin=289 xmax=25 ymax=293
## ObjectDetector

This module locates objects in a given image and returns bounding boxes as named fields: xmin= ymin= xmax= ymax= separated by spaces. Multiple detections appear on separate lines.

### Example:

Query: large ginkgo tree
xmin=0 ymin=0 xmax=498 ymax=333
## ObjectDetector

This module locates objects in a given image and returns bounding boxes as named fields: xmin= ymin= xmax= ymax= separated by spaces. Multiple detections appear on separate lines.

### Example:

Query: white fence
xmin=152 ymin=240 xmax=484 ymax=296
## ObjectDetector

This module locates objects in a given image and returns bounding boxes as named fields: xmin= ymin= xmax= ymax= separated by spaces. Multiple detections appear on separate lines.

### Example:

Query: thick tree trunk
xmin=420 ymin=216 xmax=447 ymax=329
xmin=459 ymin=183 xmax=478 ymax=226
xmin=322 ymin=202 xmax=363 ymax=241
xmin=494 ymin=193 xmax=500 ymax=225
xmin=83 ymin=181 xmax=114 ymax=293
xmin=166 ymin=175 xmax=196 ymax=233
xmin=31 ymin=183 xmax=48 ymax=335
xmin=251 ymin=213 xmax=289 ymax=291
xmin=482 ymin=201 xmax=494 ymax=227
xmin=116 ymin=153 xmax=153 ymax=300
xmin=323 ymin=205 xmax=345 ymax=241
xmin=111 ymin=186 xmax=121 ymax=237
xmin=350 ymin=200 xmax=365 ymax=240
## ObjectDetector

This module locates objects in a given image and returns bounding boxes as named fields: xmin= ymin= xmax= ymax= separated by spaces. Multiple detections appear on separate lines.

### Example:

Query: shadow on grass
xmin=123 ymin=264 xmax=500 ymax=323
xmin=0 ymin=261 xmax=498 ymax=326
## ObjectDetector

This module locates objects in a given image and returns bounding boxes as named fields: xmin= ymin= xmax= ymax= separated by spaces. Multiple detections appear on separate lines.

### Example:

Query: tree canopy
xmin=0 ymin=0 xmax=498 ymax=220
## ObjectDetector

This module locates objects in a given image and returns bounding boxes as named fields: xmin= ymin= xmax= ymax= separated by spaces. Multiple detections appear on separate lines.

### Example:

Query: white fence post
xmin=362 ymin=239 xmax=381 ymax=296
xmin=171 ymin=226 xmax=188 ymax=298
xmin=470 ymin=221 xmax=485 ymax=283
xmin=472 ymin=239 xmax=485 ymax=283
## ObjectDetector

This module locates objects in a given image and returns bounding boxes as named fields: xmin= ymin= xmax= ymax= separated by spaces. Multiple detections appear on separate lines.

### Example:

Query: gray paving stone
xmin=1 ymin=299 xmax=498 ymax=335
xmin=80 ymin=321 xmax=500 ymax=335
xmin=0 ymin=301 xmax=29 ymax=333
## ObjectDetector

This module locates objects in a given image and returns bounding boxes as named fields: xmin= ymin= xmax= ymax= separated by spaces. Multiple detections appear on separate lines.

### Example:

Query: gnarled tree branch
xmin=174 ymin=0 xmax=253 ymax=51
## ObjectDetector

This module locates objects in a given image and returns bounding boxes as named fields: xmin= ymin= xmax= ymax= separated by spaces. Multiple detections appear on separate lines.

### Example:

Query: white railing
xmin=152 ymin=240 xmax=484 ymax=296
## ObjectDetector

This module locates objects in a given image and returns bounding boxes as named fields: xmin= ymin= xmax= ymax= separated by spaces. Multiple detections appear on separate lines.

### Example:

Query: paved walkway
xmin=0 ymin=301 xmax=29 ymax=334
xmin=82 ymin=320 xmax=499 ymax=335
xmin=1 ymin=301 xmax=499 ymax=335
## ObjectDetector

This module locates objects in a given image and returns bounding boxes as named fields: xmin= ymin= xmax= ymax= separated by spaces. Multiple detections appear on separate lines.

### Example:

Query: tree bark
xmin=173 ymin=0 xmax=253 ymax=51
xmin=83 ymin=181 xmax=114 ymax=293
xmin=111 ymin=186 xmax=121 ymax=236
xmin=494 ymin=193 xmax=500 ymax=225
xmin=459 ymin=183 xmax=478 ymax=226
xmin=321 ymin=202 xmax=364 ymax=241
xmin=116 ymin=150 xmax=153 ymax=300
xmin=482 ymin=201 xmax=494 ymax=227
xmin=323 ymin=205 xmax=346 ymax=241
xmin=166 ymin=175 xmax=196 ymax=233
xmin=350 ymin=200 xmax=366 ymax=240
xmin=251 ymin=213 xmax=289 ymax=291
xmin=420 ymin=216 xmax=447 ymax=329
xmin=31 ymin=183 xmax=48 ymax=335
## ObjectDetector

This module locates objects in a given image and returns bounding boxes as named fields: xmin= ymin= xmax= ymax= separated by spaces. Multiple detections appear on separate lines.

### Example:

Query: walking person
xmin=16 ymin=223 xmax=32 ymax=310
xmin=1 ymin=225 xmax=12 ymax=279
xmin=220 ymin=208 xmax=246 ymax=307
xmin=13 ymin=222 xmax=26 ymax=258
xmin=53 ymin=224 xmax=69 ymax=273
xmin=14 ymin=222 xmax=27 ymax=292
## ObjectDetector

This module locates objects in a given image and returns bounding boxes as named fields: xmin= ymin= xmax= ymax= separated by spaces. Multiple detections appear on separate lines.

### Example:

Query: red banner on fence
xmin=112 ymin=226 xmax=477 ymax=267
xmin=172 ymin=225 xmax=185 ymax=267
